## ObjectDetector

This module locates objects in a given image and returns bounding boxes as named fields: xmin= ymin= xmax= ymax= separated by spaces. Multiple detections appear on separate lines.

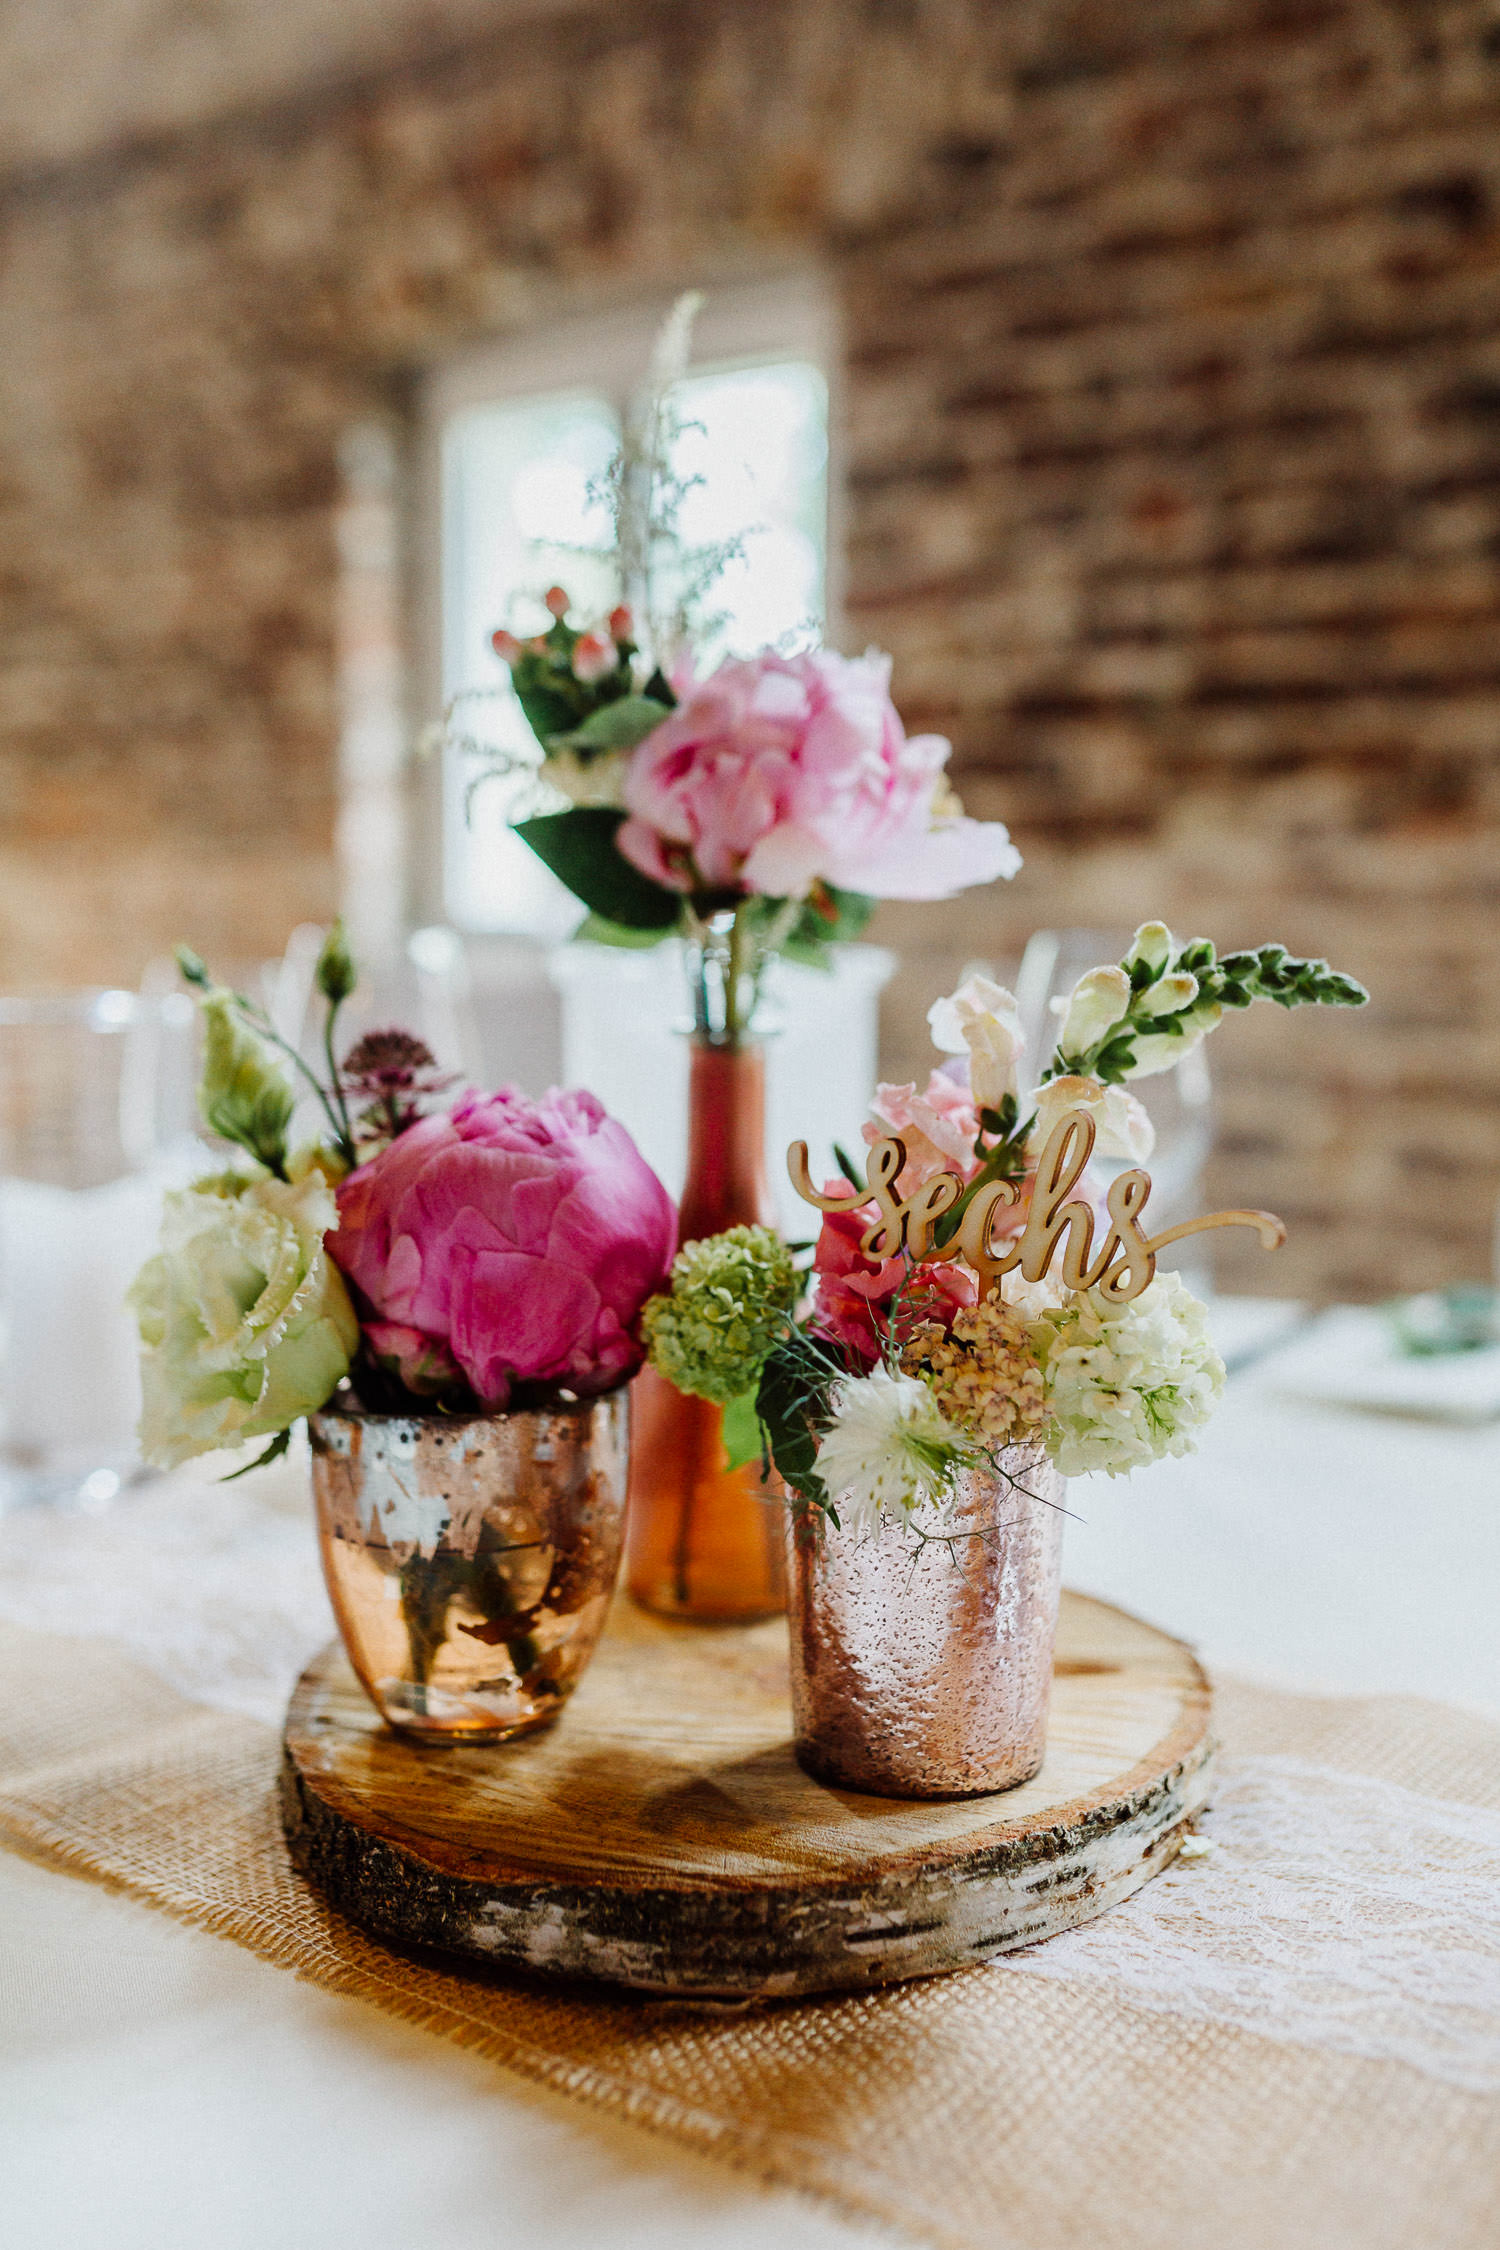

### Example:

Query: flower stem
xmin=231 ymin=993 xmax=350 ymax=1159
xmin=726 ymin=904 xmax=752 ymax=1048
xmin=321 ymin=997 xmax=356 ymax=1163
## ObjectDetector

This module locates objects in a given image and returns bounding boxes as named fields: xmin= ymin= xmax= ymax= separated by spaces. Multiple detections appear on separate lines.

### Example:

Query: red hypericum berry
xmin=544 ymin=585 xmax=570 ymax=618
xmin=608 ymin=604 xmax=633 ymax=643
xmin=572 ymin=631 xmax=614 ymax=684
xmin=491 ymin=628 xmax=522 ymax=664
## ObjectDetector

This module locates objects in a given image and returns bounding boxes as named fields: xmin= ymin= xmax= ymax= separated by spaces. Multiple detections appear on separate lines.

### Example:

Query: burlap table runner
xmin=2 ymin=1618 xmax=1497 ymax=2250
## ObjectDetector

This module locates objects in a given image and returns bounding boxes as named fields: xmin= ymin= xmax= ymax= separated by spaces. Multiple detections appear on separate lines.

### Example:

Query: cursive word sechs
xmin=787 ymin=1107 xmax=1285 ymax=1305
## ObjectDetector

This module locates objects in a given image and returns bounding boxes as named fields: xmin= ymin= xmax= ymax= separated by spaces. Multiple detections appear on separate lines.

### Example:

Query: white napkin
xmin=1263 ymin=1305 xmax=1500 ymax=1423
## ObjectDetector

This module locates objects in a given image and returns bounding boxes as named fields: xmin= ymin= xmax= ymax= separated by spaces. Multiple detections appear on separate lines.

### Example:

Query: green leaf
xmin=720 ymin=1387 xmax=763 ymax=1472
xmin=548 ymin=695 xmax=672 ymax=755
xmin=513 ymin=681 xmax=582 ymax=747
xmin=574 ymin=913 xmax=673 ymax=951
xmin=756 ymin=1342 xmax=830 ymax=1505
xmin=833 ymin=1142 xmax=865 ymax=1191
xmin=220 ymin=1427 xmax=293 ymax=1482
xmin=514 ymin=808 xmax=683 ymax=930
xmin=778 ymin=883 xmax=877 ymax=969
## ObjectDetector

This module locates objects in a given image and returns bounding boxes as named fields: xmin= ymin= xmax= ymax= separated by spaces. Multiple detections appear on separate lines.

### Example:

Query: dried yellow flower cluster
xmin=902 ymin=1297 xmax=1047 ymax=1449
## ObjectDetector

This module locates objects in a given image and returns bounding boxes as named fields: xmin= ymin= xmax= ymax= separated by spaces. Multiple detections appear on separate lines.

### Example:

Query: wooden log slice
xmin=281 ymin=1590 xmax=1214 ymax=1998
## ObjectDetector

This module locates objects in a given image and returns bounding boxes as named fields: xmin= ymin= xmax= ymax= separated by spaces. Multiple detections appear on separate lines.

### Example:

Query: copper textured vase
xmin=309 ymin=1391 xmax=629 ymax=1742
xmin=624 ymin=1037 xmax=787 ymax=1622
xmin=787 ymin=1445 xmax=1066 ymax=1798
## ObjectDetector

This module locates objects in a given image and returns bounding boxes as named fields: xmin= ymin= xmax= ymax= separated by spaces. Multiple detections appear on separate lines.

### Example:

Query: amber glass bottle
xmin=624 ymin=1038 xmax=787 ymax=1620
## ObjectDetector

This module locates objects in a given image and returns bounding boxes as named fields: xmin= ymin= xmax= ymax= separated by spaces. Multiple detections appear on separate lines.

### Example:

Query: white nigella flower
xmin=926 ymin=973 xmax=1025 ymax=1109
xmin=814 ymin=1366 xmax=971 ymax=1533
xmin=1030 ymin=1271 xmax=1225 ymax=1479
xmin=1030 ymin=1073 xmax=1155 ymax=1163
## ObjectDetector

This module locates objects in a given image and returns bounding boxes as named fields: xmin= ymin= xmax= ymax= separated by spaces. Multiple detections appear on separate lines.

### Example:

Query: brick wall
xmin=2 ymin=0 xmax=1498 ymax=1296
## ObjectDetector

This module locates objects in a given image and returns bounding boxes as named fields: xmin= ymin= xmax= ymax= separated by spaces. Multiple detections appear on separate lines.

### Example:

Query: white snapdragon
xmin=927 ymin=973 xmax=1025 ymax=1109
xmin=1030 ymin=1272 xmax=1225 ymax=1478
xmin=1030 ymin=1073 xmax=1155 ymax=1162
xmin=1122 ymin=921 xmax=1173 ymax=977
xmin=1055 ymin=964 xmax=1131 ymax=1061
xmin=1128 ymin=992 xmax=1224 ymax=1077
xmin=814 ymin=1366 xmax=972 ymax=1533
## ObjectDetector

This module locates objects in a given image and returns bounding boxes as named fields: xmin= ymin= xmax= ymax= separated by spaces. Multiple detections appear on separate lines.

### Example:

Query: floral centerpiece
xmin=639 ymin=924 xmax=1366 ymax=1795
xmin=129 ymin=927 xmax=676 ymax=1741
xmin=459 ymin=298 xmax=1022 ymax=1621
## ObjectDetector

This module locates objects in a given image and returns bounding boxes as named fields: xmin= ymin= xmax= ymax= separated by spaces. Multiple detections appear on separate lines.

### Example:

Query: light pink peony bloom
xmin=330 ymin=1089 xmax=677 ymax=1408
xmin=617 ymin=649 xmax=1021 ymax=901
xmin=865 ymin=1068 xmax=983 ymax=1189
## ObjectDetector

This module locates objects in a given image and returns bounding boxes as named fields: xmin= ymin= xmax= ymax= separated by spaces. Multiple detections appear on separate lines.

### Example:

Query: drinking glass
xmin=0 ymin=989 xmax=197 ymax=1510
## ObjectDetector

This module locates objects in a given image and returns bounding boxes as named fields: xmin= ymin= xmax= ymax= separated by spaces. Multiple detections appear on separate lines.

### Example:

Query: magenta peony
xmin=329 ymin=1088 xmax=677 ymax=1408
xmin=616 ymin=648 xmax=1021 ymax=901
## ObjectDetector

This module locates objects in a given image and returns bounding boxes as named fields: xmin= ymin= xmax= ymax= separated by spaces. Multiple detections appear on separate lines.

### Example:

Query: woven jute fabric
xmin=1 ymin=1621 xmax=1497 ymax=2250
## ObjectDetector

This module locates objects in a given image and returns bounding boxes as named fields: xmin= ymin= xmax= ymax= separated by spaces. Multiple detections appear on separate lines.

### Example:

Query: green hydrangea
xmin=642 ymin=1226 xmax=798 ymax=1405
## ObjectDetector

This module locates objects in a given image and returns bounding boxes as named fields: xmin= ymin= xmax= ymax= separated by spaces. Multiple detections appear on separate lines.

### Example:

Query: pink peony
xmin=617 ymin=649 xmax=1021 ymax=901
xmin=330 ymin=1088 xmax=677 ymax=1408
xmin=865 ymin=1066 xmax=983 ymax=1190
xmin=810 ymin=1198 xmax=979 ymax=1370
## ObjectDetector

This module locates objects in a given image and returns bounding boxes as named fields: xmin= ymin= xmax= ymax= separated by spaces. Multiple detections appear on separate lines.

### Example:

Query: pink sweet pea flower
xmin=330 ymin=1088 xmax=677 ymax=1408
xmin=617 ymin=649 xmax=1021 ymax=901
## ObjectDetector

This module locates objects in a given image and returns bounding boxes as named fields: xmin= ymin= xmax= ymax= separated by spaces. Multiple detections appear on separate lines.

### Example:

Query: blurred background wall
xmin=2 ymin=0 xmax=1498 ymax=1298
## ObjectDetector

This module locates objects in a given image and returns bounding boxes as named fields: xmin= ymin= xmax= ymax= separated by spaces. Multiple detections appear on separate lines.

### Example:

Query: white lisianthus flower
xmin=1030 ymin=1073 xmax=1155 ymax=1163
xmin=129 ymin=1167 xmax=358 ymax=1469
xmin=1030 ymin=1272 xmax=1225 ymax=1479
xmin=1056 ymin=964 xmax=1131 ymax=1061
xmin=926 ymin=973 xmax=1025 ymax=1109
xmin=814 ymin=1366 xmax=972 ymax=1533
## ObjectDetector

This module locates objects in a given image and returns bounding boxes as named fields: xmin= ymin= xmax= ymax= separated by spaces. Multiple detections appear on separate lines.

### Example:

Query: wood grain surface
xmin=281 ymin=1590 xmax=1215 ymax=1996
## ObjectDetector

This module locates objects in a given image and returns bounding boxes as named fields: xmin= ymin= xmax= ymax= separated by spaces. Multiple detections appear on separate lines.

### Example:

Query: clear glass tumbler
xmin=0 ymin=989 xmax=195 ymax=1510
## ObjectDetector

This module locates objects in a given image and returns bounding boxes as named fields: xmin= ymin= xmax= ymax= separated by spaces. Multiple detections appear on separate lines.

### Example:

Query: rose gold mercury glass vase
xmin=787 ymin=1444 xmax=1065 ymax=1798
xmin=309 ymin=1391 xmax=629 ymax=1742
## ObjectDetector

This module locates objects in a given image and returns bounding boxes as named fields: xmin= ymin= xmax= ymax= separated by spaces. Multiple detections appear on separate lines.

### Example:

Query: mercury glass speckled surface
xmin=309 ymin=1393 xmax=629 ymax=1741
xmin=787 ymin=1446 xmax=1066 ymax=1798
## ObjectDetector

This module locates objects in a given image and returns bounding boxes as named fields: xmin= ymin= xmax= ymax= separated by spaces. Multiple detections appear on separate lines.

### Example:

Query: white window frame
xmin=410 ymin=270 xmax=842 ymax=931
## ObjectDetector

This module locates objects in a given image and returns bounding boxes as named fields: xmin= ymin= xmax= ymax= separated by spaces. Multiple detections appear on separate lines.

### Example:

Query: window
xmin=420 ymin=278 xmax=836 ymax=934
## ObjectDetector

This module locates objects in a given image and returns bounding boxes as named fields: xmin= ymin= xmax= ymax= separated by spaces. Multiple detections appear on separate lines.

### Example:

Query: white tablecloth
xmin=2 ymin=1306 xmax=1496 ymax=2250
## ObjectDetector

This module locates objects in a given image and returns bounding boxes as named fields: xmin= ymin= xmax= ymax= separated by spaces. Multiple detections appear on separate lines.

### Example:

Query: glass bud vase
xmin=624 ymin=1036 xmax=788 ymax=1621
xmin=787 ymin=1445 xmax=1065 ymax=1797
